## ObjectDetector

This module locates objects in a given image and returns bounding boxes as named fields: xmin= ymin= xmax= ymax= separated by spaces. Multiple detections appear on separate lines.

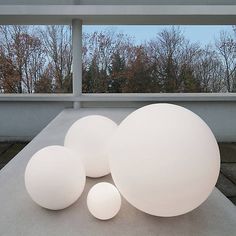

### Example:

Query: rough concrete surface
xmin=0 ymin=108 xmax=236 ymax=236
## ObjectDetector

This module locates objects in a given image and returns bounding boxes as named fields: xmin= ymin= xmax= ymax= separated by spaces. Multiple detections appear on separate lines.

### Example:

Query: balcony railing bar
xmin=1 ymin=93 xmax=236 ymax=102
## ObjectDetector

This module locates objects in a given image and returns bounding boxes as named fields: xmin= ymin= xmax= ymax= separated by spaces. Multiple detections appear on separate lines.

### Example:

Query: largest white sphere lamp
xmin=108 ymin=103 xmax=220 ymax=217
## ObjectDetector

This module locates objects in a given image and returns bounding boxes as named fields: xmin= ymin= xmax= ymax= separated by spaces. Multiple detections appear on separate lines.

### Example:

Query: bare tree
xmin=194 ymin=46 xmax=224 ymax=92
xmin=215 ymin=30 xmax=236 ymax=92
xmin=146 ymin=27 xmax=201 ymax=92
xmin=82 ymin=29 xmax=134 ymax=92
xmin=0 ymin=48 xmax=19 ymax=93
xmin=0 ymin=25 xmax=45 ymax=93
xmin=40 ymin=25 xmax=72 ymax=93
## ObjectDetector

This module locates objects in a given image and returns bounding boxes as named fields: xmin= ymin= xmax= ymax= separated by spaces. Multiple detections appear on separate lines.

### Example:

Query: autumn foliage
xmin=0 ymin=25 xmax=235 ymax=93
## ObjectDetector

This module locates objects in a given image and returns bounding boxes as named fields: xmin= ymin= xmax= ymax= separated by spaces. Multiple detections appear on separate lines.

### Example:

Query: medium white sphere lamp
xmin=25 ymin=145 xmax=86 ymax=210
xmin=64 ymin=115 xmax=117 ymax=178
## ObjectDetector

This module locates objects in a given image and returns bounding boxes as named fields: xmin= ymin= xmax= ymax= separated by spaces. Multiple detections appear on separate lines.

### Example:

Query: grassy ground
xmin=0 ymin=142 xmax=28 ymax=169
xmin=216 ymin=143 xmax=236 ymax=205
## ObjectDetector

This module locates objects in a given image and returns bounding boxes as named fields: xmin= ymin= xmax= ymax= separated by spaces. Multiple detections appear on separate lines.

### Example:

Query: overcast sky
xmin=83 ymin=25 xmax=233 ymax=46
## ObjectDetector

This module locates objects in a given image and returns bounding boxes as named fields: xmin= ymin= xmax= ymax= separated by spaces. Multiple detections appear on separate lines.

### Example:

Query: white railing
xmin=1 ymin=93 xmax=236 ymax=103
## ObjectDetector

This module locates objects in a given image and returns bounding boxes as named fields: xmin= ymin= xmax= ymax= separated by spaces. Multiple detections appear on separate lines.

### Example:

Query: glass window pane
xmin=82 ymin=25 xmax=236 ymax=93
xmin=0 ymin=25 xmax=72 ymax=94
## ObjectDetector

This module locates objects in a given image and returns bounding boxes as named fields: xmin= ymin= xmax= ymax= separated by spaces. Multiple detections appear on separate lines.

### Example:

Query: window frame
xmin=0 ymin=4 xmax=235 ymax=106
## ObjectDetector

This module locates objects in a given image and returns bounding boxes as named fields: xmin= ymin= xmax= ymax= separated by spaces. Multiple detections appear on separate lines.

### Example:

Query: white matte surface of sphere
xmin=87 ymin=182 xmax=121 ymax=220
xmin=108 ymin=103 xmax=220 ymax=217
xmin=64 ymin=115 xmax=117 ymax=178
xmin=25 ymin=145 xmax=86 ymax=210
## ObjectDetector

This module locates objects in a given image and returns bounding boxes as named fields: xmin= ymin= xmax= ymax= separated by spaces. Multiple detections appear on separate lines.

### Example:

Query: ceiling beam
xmin=0 ymin=5 xmax=235 ymax=25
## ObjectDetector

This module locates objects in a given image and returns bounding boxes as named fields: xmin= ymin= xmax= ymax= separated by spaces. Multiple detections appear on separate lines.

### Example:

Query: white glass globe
xmin=108 ymin=103 xmax=220 ymax=217
xmin=87 ymin=182 xmax=121 ymax=220
xmin=64 ymin=115 xmax=117 ymax=178
xmin=25 ymin=145 xmax=86 ymax=210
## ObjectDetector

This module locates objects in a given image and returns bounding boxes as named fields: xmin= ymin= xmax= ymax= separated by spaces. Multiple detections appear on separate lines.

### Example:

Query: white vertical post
xmin=72 ymin=19 xmax=82 ymax=109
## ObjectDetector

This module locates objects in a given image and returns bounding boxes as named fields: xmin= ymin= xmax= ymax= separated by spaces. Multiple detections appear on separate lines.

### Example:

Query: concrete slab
xmin=0 ymin=108 xmax=236 ymax=236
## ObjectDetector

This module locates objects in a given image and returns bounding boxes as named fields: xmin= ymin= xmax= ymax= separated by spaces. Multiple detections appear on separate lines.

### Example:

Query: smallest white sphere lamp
xmin=87 ymin=182 xmax=121 ymax=220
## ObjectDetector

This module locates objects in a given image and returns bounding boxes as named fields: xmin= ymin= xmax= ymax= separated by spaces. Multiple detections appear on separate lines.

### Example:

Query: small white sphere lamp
xmin=64 ymin=115 xmax=117 ymax=178
xmin=87 ymin=182 xmax=121 ymax=220
xmin=108 ymin=103 xmax=220 ymax=217
xmin=25 ymin=145 xmax=86 ymax=210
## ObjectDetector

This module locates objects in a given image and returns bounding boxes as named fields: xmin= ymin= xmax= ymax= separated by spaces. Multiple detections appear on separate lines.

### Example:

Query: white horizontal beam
xmin=78 ymin=93 xmax=236 ymax=102
xmin=0 ymin=94 xmax=75 ymax=102
xmin=0 ymin=0 xmax=235 ymax=5
xmin=0 ymin=5 xmax=235 ymax=24
xmin=1 ymin=93 xmax=236 ymax=102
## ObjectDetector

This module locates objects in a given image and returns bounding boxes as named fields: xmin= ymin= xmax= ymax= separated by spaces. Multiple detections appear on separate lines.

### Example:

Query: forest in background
xmin=0 ymin=25 xmax=235 ymax=93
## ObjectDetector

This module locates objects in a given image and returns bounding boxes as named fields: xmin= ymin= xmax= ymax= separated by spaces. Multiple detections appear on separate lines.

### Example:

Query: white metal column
xmin=72 ymin=19 xmax=82 ymax=109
